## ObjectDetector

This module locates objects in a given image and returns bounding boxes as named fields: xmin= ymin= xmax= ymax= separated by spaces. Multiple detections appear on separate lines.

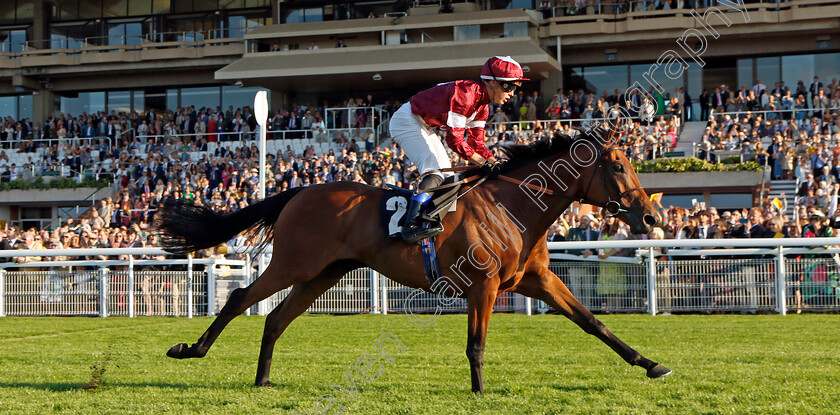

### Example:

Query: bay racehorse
xmin=158 ymin=126 xmax=671 ymax=393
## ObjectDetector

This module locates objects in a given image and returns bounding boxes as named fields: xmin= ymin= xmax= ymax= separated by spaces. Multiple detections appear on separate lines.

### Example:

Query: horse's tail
xmin=156 ymin=187 xmax=305 ymax=254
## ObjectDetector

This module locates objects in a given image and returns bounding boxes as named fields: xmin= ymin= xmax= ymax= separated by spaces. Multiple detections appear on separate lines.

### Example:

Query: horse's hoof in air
xmin=646 ymin=363 xmax=672 ymax=378
xmin=166 ymin=343 xmax=190 ymax=359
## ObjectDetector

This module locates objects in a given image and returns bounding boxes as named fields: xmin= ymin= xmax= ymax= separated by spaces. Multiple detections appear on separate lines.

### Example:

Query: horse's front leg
xmin=465 ymin=284 xmax=499 ymax=393
xmin=515 ymin=268 xmax=671 ymax=378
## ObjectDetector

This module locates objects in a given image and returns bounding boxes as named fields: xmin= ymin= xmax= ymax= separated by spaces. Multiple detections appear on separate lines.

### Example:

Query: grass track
xmin=0 ymin=313 xmax=837 ymax=414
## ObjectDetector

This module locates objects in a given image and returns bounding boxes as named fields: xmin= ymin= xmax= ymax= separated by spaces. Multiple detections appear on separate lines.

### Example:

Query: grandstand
xmin=0 ymin=0 xmax=838 ymax=317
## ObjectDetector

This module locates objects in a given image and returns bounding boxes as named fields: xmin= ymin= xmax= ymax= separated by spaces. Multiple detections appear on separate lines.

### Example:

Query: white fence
xmin=0 ymin=238 xmax=838 ymax=317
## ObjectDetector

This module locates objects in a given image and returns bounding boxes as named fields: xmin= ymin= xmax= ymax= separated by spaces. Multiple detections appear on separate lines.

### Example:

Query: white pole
xmin=253 ymin=90 xmax=269 ymax=316
xmin=128 ymin=255 xmax=135 ymax=318
xmin=370 ymin=268 xmax=380 ymax=314
xmin=254 ymin=90 xmax=268 ymax=201
xmin=0 ymin=270 xmax=5 ymax=317
xmin=775 ymin=246 xmax=787 ymax=316
xmin=187 ymin=253 xmax=194 ymax=319
xmin=380 ymin=273 xmax=388 ymax=315
xmin=99 ymin=267 xmax=109 ymax=318
xmin=647 ymin=247 xmax=657 ymax=316
xmin=206 ymin=262 xmax=216 ymax=317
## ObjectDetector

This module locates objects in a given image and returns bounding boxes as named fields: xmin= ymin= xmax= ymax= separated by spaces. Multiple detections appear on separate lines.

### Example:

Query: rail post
xmin=380 ymin=273 xmax=388 ymax=315
xmin=206 ymin=261 xmax=216 ymax=317
xmin=244 ymin=254 xmax=251 ymax=316
xmin=369 ymin=268 xmax=380 ymax=314
xmin=128 ymin=255 xmax=135 ymax=318
xmin=99 ymin=267 xmax=109 ymax=318
xmin=775 ymin=246 xmax=787 ymax=316
xmin=187 ymin=253 xmax=193 ymax=319
xmin=257 ymin=254 xmax=268 ymax=316
xmin=525 ymin=297 xmax=532 ymax=316
xmin=0 ymin=269 xmax=5 ymax=317
xmin=646 ymin=247 xmax=658 ymax=316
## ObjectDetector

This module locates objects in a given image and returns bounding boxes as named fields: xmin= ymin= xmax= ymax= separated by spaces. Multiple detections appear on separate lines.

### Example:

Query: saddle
xmin=381 ymin=176 xmax=463 ymax=286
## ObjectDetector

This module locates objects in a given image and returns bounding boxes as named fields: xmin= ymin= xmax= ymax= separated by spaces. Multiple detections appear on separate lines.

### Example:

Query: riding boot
xmin=401 ymin=192 xmax=443 ymax=244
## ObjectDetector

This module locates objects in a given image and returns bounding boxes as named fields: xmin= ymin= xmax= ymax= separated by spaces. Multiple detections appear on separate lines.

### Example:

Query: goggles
xmin=487 ymin=64 xmax=521 ymax=93
xmin=499 ymin=81 xmax=521 ymax=93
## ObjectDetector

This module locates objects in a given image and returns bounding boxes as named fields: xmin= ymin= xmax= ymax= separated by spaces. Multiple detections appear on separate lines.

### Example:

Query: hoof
xmin=166 ymin=343 xmax=191 ymax=359
xmin=646 ymin=363 xmax=672 ymax=379
xmin=255 ymin=380 xmax=272 ymax=387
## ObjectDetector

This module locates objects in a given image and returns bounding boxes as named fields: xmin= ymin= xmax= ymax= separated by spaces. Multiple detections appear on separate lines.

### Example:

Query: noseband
xmin=581 ymin=147 xmax=645 ymax=217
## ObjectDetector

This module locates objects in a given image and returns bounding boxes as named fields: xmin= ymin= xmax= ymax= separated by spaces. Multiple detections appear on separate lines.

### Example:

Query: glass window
xmin=167 ymin=89 xmax=179 ymax=110
xmin=61 ymin=92 xmax=105 ymax=117
xmin=781 ymin=55 xmax=812 ymax=93
xmin=755 ymin=56 xmax=780 ymax=87
xmin=503 ymin=22 xmax=528 ymax=38
xmin=108 ymin=91 xmax=132 ymax=114
xmin=18 ymin=95 xmax=33 ymax=120
xmin=128 ymin=0 xmax=152 ymax=16
xmin=455 ymin=25 xmax=480 ymax=41
xmin=737 ymin=58 xmax=753 ymax=91
xmin=222 ymin=86 xmax=264 ymax=112
xmin=814 ymin=53 xmax=840 ymax=90
xmin=303 ymin=8 xmax=323 ymax=22
xmin=588 ymin=65 xmax=629 ymax=97
xmin=686 ymin=62 xmax=702 ymax=122
xmin=661 ymin=194 xmax=703 ymax=209
xmin=181 ymin=86 xmax=220 ymax=110
xmin=51 ymin=33 xmax=83 ymax=49
xmin=0 ymin=30 xmax=26 ymax=52
xmin=565 ymin=67 xmax=584 ymax=92
xmin=0 ymin=97 xmax=17 ymax=120
xmin=125 ymin=22 xmax=143 ymax=45
xmin=710 ymin=193 xmax=752 ymax=209
xmin=108 ymin=24 xmax=126 ymax=45
xmin=630 ymin=63 xmax=681 ymax=101
xmin=507 ymin=0 xmax=534 ymax=8
xmin=133 ymin=90 xmax=145 ymax=115
xmin=285 ymin=10 xmax=302 ymax=24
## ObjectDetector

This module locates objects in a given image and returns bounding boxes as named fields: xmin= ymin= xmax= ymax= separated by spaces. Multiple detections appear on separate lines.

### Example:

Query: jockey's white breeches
xmin=389 ymin=102 xmax=453 ymax=180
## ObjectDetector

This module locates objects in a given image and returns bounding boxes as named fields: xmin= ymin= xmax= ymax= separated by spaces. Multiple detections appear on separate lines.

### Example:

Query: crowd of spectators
xmin=0 ymin=76 xmax=836 ymax=257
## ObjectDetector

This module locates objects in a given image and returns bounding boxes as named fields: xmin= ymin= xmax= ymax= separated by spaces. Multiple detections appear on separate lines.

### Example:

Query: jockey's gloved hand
xmin=480 ymin=161 xmax=501 ymax=178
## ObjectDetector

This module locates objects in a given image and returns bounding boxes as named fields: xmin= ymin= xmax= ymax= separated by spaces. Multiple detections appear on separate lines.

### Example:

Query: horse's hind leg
xmin=515 ymin=269 xmax=672 ymax=378
xmin=166 ymin=260 xmax=304 ymax=359
xmin=254 ymin=263 xmax=354 ymax=386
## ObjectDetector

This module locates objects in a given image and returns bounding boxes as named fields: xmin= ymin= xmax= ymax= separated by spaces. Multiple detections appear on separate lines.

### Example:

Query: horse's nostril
xmin=643 ymin=214 xmax=657 ymax=227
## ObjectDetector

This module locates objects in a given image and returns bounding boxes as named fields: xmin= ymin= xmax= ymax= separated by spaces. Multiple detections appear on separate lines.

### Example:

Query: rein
xmin=418 ymin=147 xmax=644 ymax=217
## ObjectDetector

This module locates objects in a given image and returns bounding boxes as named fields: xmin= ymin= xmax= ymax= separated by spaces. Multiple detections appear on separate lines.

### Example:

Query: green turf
xmin=0 ymin=313 xmax=837 ymax=414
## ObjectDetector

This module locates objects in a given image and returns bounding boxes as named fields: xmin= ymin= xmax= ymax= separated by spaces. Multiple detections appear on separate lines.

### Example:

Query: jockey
xmin=389 ymin=56 xmax=528 ymax=243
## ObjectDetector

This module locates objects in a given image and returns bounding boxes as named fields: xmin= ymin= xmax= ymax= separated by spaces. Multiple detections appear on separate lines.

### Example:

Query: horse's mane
xmin=497 ymin=129 xmax=598 ymax=174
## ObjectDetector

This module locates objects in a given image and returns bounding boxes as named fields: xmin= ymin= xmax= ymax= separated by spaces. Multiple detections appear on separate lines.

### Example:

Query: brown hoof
xmin=646 ymin=363 xmax=672 ymax=378
xmin=166 ymin=343 xmax=190 ymax=359
xmin=255 ymin=380 xmax=272 ymax=387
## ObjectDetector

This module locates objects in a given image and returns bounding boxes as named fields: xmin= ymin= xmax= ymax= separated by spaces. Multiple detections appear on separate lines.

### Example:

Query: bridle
xmin=419 ymin=146 xmax=644 ymax=218
xmin=498 ymin=146 xmax=644 ymax=217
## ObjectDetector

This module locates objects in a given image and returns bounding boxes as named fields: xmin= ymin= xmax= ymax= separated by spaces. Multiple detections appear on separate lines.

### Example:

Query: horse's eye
xmin=614 ymin=164 xmax=624 ymax=173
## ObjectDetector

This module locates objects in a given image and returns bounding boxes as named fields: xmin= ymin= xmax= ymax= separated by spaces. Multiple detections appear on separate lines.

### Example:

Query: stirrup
xmin=402 ymin=221 xmax=443 ymax=244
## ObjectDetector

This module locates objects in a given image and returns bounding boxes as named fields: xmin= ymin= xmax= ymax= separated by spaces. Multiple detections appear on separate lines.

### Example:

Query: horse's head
xmin=577 ymin=129 xmax=658 ymax=235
